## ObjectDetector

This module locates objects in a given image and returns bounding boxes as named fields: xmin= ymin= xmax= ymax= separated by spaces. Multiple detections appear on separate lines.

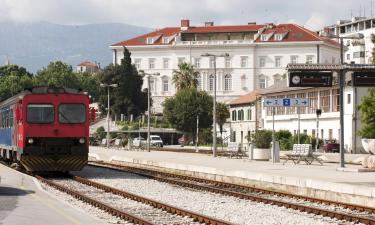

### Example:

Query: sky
xmin=0 ymin=0 xmax=374 ymax=31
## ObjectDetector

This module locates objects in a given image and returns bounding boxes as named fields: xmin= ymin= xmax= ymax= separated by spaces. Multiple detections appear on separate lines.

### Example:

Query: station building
xmin=111 ymin=19 xmax=341 ymax=113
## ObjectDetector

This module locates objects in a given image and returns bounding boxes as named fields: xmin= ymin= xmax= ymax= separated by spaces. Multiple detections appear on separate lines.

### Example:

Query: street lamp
xmin=139 ymin=70 xmax=160 ymax=152
xmin=322 ymin=33 xmax=364 ymax=167
xmin=100 ymin=83 xmax=118 ymax=149
xmin=201 ymin=53 xmax=229 ymax=157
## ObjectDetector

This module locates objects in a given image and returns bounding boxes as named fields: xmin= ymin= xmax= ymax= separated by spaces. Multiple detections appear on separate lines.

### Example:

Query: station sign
xmin=289 ymin=72 xmax=333 ymax=87
xmin=352 ymin=71 xmax=375 ymax=87
xmin=264 ymin=98 xmax=309 ymax=107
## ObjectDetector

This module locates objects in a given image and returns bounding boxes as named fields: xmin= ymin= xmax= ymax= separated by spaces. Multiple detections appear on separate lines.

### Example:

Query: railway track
xmin=36 ymin=174 xmax=232 ymax=225
xmin=88 ymin=161 xmax=375 ymax=225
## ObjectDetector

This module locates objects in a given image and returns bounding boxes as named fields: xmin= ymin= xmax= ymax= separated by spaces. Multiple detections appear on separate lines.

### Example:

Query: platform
xmin=0 ymin=164 xmax=106 ymax=225
xmin=89 ymin=146 xmax=375 ymax=207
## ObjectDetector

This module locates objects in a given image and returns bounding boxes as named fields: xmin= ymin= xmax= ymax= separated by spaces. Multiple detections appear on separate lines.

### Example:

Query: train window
xmin=9 ymin=109 xmax=13 ymax=127
xmin=58 ymin=104 xmax=85 ymax=123
xmin=26 ymin=104 xmax=54 ymax=123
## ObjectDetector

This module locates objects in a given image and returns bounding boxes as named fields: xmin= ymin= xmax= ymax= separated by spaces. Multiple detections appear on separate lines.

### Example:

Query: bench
xmin=227 ymin=142 xmax=245 ymax=158
xmin=283 ymin=144 xmax=323 ymax=165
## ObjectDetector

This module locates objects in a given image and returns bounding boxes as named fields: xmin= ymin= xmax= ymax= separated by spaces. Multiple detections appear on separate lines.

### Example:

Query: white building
xmin=111 ymin=19 xmax=341 ymax=113
xmin=76 ymin=61 xmax=100 ymax=74
xmin=321 ymin=16 xmax=374 ymax=64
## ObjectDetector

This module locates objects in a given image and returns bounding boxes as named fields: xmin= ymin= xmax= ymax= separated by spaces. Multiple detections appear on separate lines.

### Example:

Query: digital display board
xmin=288 ymin=72 xmax=333 ymax=87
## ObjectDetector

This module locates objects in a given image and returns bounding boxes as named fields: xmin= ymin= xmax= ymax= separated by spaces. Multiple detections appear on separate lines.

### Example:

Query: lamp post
xmin=201 ymin=53 xmax=229 ymax=157
xmin=323 ymin=33 xmax=364 ymax=167
xmin=100 ymin=83 xmax=118 ymax=149
xmin=139 ymin=70 xmax=160 ymax=152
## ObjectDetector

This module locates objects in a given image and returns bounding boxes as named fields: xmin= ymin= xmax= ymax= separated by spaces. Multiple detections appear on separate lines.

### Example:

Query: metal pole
xmin=147 ymin=76 xmax=151 ymax=152
xmin=195 ymin=114 xmax=199 ymax=152
xmin=272 ymin=107 xmax=275 ymax=163
xmin=213 ymin=56 xmax=217 ymax=157
xmin=297 ymin=107 xmax=300 ymax=144
xmin=316 ymin=115 xmax=319 ymax=152
xmin=107 ymin=86 xmax=110 ymax=149
xmin=339 ymin=37 xmax=345 ymax=168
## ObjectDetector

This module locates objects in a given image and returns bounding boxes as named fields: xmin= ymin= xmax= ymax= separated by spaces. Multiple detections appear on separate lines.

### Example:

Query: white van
xmin=148 ymin=135 xmax=163 ymax=147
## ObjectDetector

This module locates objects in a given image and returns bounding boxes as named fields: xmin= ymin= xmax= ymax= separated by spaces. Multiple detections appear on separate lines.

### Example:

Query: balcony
xmin=174 ymin=39 xmax=254 ymax=46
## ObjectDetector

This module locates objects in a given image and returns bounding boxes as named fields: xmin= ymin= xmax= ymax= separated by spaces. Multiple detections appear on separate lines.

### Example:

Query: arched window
xmin=232 ymin=110 xmax=237 ymax=121
xmin=224 ymin=74 xmax=232 ymax=91
xmin=208 ymin=74 xmax=214 ymax=91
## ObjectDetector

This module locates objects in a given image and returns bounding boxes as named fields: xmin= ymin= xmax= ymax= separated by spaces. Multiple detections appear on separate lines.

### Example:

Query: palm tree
xmin=216 ymin=102 xmax=230 ymax=146
xmin=172 ymin=62 xmax=199 ymax=91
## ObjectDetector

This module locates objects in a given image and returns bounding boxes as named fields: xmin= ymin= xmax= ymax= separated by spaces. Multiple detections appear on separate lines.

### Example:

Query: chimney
xmin=248 ymin=22 xmax=256 ymax=25
xmin=205 ymin=22 xmax=214 ymax=27
xmin=180 ymin=19 xmax=190 ymax=31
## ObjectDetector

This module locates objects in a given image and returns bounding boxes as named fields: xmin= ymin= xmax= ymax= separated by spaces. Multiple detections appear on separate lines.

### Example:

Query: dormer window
xmin=260 ymin=34 xmax=268 ymax=41
xmin=146 ymin=38 xmax=154 ymax=44
xmin=163 ymin=37 xmax=170 ymax=44
xmin=274 ymin=34 xmax=283 ymax=41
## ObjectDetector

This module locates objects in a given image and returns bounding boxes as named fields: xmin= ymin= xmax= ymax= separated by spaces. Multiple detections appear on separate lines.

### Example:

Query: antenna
xmin=372 ymin=0 xmax=373 ymax=17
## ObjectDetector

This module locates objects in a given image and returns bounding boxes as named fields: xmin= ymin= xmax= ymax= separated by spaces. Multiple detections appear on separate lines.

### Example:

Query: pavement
xmin=89 ymin=146 xmax=375 ymax=207
xmin=0 ymin=164 xmax=107 ymax=225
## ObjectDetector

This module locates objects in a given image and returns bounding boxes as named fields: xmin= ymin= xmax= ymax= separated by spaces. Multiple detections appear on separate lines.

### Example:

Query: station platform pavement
xmin=0 ymin=164 xmax=107 ymax=225
xmin=89 ymin=146 xmax=375 ymax=207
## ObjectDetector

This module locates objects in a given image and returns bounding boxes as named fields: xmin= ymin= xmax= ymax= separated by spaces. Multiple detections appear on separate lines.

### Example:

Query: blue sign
xmin=283 ymin=99 xmax=290 ymax=107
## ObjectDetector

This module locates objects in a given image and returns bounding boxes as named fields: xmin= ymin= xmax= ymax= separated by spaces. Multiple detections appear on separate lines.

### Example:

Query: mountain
xmin=0 ymin=21 xmax=151 ymax=73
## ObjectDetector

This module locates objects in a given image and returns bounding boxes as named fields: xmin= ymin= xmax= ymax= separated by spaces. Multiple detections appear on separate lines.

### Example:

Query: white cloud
xmin=304 ymin=13 xmax=329 ymax=31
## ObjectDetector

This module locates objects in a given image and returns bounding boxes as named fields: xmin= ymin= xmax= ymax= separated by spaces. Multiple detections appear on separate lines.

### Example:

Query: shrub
xmin=251 ymin=130 xmax=272 ymax=148
xmin=275 ymin=130 xmax=292 ymax=151
xmin=357 ymin=88 xmax=375 ymax=139
xmin=95 ymin=126 xmax=106 ymax=139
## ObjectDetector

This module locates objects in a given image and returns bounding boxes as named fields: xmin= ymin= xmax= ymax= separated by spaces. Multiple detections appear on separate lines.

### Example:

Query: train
xmin=0 ymin=86 xmax=94 ymax=172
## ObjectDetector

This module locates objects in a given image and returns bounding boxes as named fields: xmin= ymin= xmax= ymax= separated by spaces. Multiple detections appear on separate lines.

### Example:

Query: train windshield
xmin=26 ymin=104 xmax=54 ymax=123
xmin=58 ymin=104 xmax=85 ymax=123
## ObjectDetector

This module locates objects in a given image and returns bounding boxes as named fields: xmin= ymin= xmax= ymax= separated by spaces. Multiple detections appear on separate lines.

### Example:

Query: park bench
xmin=283 ymin=144 xmax=323 ymax=165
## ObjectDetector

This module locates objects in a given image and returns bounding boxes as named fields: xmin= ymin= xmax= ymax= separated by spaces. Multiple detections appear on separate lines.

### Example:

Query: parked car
xmin=148 ymin=135 xmax=163 ymax=147
xmin=321 ymin=139 xmax=340 ymax=153
xmin=132 ymin=137 xmax=146 ymax=147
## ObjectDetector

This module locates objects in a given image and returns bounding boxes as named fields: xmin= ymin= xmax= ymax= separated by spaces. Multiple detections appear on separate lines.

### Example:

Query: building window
xmin=146 ymin=38 xmax=154 ymax=44
xmin=237 ymin=110 xmax=244 ymax=121
xmin=134 ymin=59 xmax=141 ymax=69
xmin=178 ymin=57 xmax=185 ymax=65
xmin=247 ymin=109 xmax=252 ymax=120
xmin=260 ymin=35 xmax=268 ymax=41
xmin=328 ymin=129 xmax=333 ymax=139
xmin=148 ymin=58 xmax=155 ymax=69
xmin=306 ymin=55 xmax=314 ymax=64
xmin=231 ymin=131 xmax=236 ymax=142
xmin=290 ymin=55 xmax=298 ymax=64
xmin=194 ymin=58 xmax=201 ymax=68
xmin=259 ymin=77 xmax=266 ymax=89
xmin=209 ymin=57 xmax=215 ymax=68
xmin=286 ymin=94 xmax=296 ymax=115
xmin=353 ymin=51 xmax=365 ymax=58
xmin=274 ymin=34 xmax=283 ymax=41
xmin=225 ymin=57 xmax=231 ymax=68
xmin=162 ymin=79 xmax=169 ymax=92
xmin=346 ymin=54 xmax=350 ymax=60
xmin=163 ymin=37 xmax=170 ymax=44
xmin=331 ymin=57 xmax=336 ymax=63
xmin=320 ymin=90 xmax=330 ymax=112
xmin=163 ymin=58 xmax=169 ymax=69
xmin=232 ymin=110 xmax=237 ymax=121
xmin=275 ymin=56 xmax=282 ymax=67
xmin=308 ymin=92 xmax=318 ymax=114
xmin=149 ymin=79 xmax=155 ymax=92
xmin=196 ymin=74 xmax=202 ymax=90
xmin=241 ymin=56 xmax=248 ymax=68
xmin=208 ymin=74 xmax=214 ymax=91
xmin=259 ymin=57 xmax=266 ymax=67
xmin=224 ymin=74 xmax=232 ymax=91
xmin=332 ymin=89 xmax=340 ymax=112
xmin=297 ymin=93 xmax=306 ymax=114
xmin=347 ymin=93 xmax=351 ymax=104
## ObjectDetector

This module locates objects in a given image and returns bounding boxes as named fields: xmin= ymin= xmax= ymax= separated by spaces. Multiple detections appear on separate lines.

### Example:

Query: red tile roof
xmin=77 ymin=61 xmax=98 ymax=67
xmin=230 ymin=91 xmax=258 ymax=106
xmin=182 ymin=24 xmax=264 ymax=33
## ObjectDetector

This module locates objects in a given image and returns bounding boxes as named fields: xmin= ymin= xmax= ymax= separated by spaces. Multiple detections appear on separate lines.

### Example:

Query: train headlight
xmin=79 ymin=138 xmax=85 ymax=144
xmin=28 ymin=138 xmax=34 ymax=144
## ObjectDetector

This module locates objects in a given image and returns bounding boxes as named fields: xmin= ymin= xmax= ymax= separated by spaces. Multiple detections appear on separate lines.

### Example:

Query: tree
xmin=216 ymin=102 xmax=230 ymax=141
xmin=172 ymin=62 xmax=199 ymax=91
xmin=163 ymin=88 xmax=213 ymax=135
xmin=357 ymin=88 xmax=375 ymax=139
xmin=34 ymin=61 xmax=80 ymax=89
xmin=98 ymin=47 xmax=147 ymax=118
xmin=0 ymin=65 xmax=33 ymax=101
xmin=77 ymin=72 xmax=100 ymax=102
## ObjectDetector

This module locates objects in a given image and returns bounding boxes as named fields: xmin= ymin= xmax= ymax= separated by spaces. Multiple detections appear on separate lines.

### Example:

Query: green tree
xmin=34 ymin=61 xmax=80 ymax=89
xmin=77 ymin=72 xmax=100 ymax=102
xmin=172 ymin=62 xmax=199 ymax=91
xmin=0 ymin=65 xmax=33 ymax=101
xmin=163 ymin=88 xmax=213 ymax=135
xmin=357 ymin=88 xmax=375 ymax=138
xmin=216 ymin=102 xmax=230 ymax=141
xmin=98 ymin=47 xmax=147 ymax=117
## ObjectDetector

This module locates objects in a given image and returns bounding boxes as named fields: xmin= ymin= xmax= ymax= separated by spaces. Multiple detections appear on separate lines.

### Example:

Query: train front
xmin=20 ymin=89 xmax=90 ymax=172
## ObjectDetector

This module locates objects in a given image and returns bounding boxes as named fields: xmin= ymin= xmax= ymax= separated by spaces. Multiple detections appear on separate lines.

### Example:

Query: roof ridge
xmin=292 ymin=23 xmax=323 ymax=41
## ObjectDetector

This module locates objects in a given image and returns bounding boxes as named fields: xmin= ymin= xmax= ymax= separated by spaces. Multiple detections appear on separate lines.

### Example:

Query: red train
xmin=0 ymin=87 xmax=93 ymax=172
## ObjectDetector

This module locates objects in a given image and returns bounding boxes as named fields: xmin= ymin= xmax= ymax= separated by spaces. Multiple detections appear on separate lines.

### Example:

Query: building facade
xmin=111 ymin=20 xmax=341 ymax=113
xmin=76 ymin=61 xmax=100 ymax=74
xmin=321 ymin=16 xmax=374 ymax=64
